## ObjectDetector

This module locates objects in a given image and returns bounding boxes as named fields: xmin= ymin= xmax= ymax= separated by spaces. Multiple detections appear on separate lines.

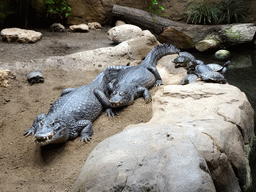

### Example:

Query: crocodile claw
xmin=105 ymin=108 xmax=119 ymax=117
xmin=24 ymin=128 xmax=34 ymax=137
xmin=81 ymin=135 xmax=91 ymax=143
xmin=145 ymin=96 xmax=152 ymax=104
xmin=154 ymin=80 xmax=163 ymax=87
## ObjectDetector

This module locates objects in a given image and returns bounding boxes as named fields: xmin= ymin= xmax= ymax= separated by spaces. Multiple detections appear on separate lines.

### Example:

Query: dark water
xmin=187 ymin=44 xmax=256 ymax=191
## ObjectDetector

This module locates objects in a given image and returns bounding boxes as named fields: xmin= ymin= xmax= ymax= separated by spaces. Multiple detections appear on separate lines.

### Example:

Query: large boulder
xmin=151 ymin=82 xmax=254 ymax=191
xmin=0 ymin=28 xmax=42 ymax=43
xmin=107 ymin=24 xmax=143 ymax=44
xmin=74 ymin=124 xmax=216 ymax=192
xmin=74 ymin=80 xmax=254 ymax=191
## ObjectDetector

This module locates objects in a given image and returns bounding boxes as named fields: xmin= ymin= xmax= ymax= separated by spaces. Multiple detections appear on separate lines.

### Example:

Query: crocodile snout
xmin=109 ymin=95 xmax=124 ymax=107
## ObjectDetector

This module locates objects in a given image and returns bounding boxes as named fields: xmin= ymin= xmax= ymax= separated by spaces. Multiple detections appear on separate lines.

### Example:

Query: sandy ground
xmin=0 ymin=27 xmax=156 ymax=191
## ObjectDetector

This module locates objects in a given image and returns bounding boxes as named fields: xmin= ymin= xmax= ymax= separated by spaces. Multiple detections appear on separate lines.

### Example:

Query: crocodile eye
xmin=50 ymin=121 xmax=55 ymax=126
xmin=119 ymin=92 xmax=124 ymax=96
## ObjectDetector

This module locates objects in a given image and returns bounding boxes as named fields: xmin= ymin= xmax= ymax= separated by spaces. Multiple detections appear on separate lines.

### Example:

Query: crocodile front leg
xmin=24 ymin=113 xmax=47 ymax=137
xmin=147 ymin=66 xmax=163 ymax=86
xmin=136 ymin=86 xmax=152 ymax=103
xmin=94 ymin=89 xmax=118 ymax=117
xmin=69 ymin=120 xmax=93 ymax=142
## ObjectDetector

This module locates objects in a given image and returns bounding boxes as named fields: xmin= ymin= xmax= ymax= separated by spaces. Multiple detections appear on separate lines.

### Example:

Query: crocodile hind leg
xmin=147 ymin=66 xmax=163 ymax=86
xmin=69 ymin=120 xmax=93 ymax=142
xmin=137 ymin=86 xmax=152 ymax=103
xmin=24 ymin=113 xmax=47 ymax=137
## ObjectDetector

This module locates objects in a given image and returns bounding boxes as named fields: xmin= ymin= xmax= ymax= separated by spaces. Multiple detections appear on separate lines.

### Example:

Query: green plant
xmin=43 ymin=0 xmax=72 ymax=19
xmin=185 ymin=0 xmax=222 ymax=24
xmin=218 ymin=0 xmax=250 ymax=24
xmin=0 ymin=2 xmax=14 ymax=20
xmin=185 ymin=0 xmax=250 ymax=25
xmin=148 ymin=0 xmax=165 ymax=17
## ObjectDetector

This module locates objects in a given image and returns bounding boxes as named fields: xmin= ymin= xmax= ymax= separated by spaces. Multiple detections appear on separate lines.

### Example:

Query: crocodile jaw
xmin=34 ymin=124 xmax=69 ymax=146
xmin=109 ymin=93 xmax=134 ymax=108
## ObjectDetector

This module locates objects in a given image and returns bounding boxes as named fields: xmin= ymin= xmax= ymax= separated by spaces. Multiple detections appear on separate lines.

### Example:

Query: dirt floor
xmin=0 ymin=27 xmax=156 ymax=191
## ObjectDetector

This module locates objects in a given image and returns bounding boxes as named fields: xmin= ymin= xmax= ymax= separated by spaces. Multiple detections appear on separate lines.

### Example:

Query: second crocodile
xmin=108 ymin=44 xmax=180 ymax=108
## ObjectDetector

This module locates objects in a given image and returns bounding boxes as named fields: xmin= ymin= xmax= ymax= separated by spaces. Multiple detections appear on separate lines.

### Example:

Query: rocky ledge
xmin=70 ymin=41 xmax=253 ymax=191
xmin=73 ymin=76 xmax=254 ymax=191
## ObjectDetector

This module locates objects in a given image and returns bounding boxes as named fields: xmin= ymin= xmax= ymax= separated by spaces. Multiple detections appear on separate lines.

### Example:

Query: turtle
xmin=173 ymin=51 xmax=197 ymax=68
xmin=198 ymin=71 xmax=227 ymax=84
xmin=186 ymin=60 xmax=204 ymax=71
xmin=27 ymin=71 xmax=44 ymax=85
xmin=194 ymin=64 xmax=213 ymax=74
xmin=180 ymin=74 xmax=199 ymax=85
xmin=173 ymin=56 xmax=192 ymax=68
xmin=179 ymin=52 xmax=196 ymax=61
xmin=206 ymin=60 xmax=230 ymax=75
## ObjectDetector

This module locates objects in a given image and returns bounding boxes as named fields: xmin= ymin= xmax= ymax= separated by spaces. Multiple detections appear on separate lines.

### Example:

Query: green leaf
xmin=159 ymin=6 xmax=165 ymax=11
xmin=152 ymin=0 xmax=158 ymax=5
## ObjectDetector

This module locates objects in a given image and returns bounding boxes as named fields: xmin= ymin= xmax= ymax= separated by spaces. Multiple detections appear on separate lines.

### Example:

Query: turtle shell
xmin=199 ymin=71 xmax=227 ymax=84
xmin=181 ymin=74 xmax=199 ymax=85
xmin=173 ymin=56 xmax=191 ymax=68
xmin=27 ymin=71 xmax=44 ymax=85
xmin=179 ymin=52 xmax=196 ymax=62
xmin=206 ymin=61 xmax=230 ymax=75
xmin=195 ymin=64 xmax=213 ymax=74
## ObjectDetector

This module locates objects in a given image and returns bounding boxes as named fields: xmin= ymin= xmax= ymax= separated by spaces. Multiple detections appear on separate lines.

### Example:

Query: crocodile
xmin=108 ymin=44 xmax=180 ymax=108
xmin=24 ymin=66 xmax=125 ymax=146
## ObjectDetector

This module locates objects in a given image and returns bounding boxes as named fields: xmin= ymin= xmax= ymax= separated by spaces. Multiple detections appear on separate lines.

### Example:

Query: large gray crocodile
xmin=108 ymin=44 xmax=180 ymax=107
xmin=24 ymin=66 xmax=125 ymax=146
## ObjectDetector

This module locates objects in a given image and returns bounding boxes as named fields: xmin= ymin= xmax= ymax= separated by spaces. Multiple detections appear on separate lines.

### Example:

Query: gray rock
xmin=74 ymin=124 xmax=216 ymax=192
xmin=69 ymin=24 xmax=89 ymax=32
xmin=215 ymin=50 xmax=231 ymax=59
xmin=0 ymin=28 xmax=42 ymax=43
xmin=50 ymin=23 xmax=65 ymax=32
xmin=107 ymin=24 xmax=143 ymax=44
xmin=151 ymin=82 xmax=254 ymax=191
xmin=88 ymin=22 xmax=102 ymax=30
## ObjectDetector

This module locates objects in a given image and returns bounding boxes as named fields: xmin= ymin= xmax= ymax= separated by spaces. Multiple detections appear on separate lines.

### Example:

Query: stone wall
xmin=67 ymin=0 xmax=256 ymax=25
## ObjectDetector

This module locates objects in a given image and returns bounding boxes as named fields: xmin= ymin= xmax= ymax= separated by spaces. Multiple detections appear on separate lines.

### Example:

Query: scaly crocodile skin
xmin=24 ymin=66 xmax=125 ymax=146
xmin=109 ymin=44 xmax=180 ymax=108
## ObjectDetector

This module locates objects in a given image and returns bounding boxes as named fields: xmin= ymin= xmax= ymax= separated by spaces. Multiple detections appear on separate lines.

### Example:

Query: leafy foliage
xmin=0 ymin=2 xmax=14 ymax=19
xmin=148 ymin=0 xmax=165 ymax=17
xmin=43 ymin=0 xmax=72 ymax=19
xmin=185 ymin=0 xmax=250 ymax=25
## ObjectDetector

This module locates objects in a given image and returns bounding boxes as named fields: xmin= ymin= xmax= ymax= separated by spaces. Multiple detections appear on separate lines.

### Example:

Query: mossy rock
xmin=215 ymin=50 xmax=231 ymax=60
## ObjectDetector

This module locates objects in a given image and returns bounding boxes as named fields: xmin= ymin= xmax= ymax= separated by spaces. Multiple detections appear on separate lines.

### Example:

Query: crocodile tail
xmin=103 ymin=65 xmax=130 ymax=83
xmin=140 ymin=43 xmax=180 ymax=67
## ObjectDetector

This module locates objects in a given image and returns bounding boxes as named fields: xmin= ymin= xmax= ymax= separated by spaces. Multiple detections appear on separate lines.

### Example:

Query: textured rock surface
xmin=74 ymin=124 xmax=216 ymax=192
xmin=0 ymin=69 xmax=16 ymax=87
xmin=107 ymin=24 xmax=143 ymax=44
xmin=151 ymin=82 xmax=254 ymax=191
xmin=50 ymin=23 xmax=65 ymax=32
xmin=0 ymin=34 xmax=159 ymax=72
xmin=215 ymin=49 xmax=231 ymax=60
xmin=0 ymin=28 xmax=42 ymax=43
xmin=88 ymin=22 xmax=102 ymax=30
xmin=66 ymin=0 xmax=256 ymax=25
xmin=74 ymin=80 xmax=254 ymax=191
xmin=69 ymin=24 xmax=89 ymax=32
xmin=158 ymin=27 xmax=195 ymax=49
